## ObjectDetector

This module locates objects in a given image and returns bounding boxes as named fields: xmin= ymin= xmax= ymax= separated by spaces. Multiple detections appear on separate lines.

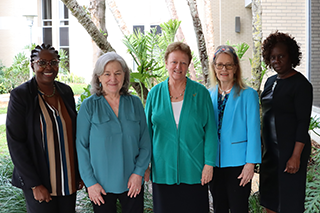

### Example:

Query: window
xmin=133 ymin=25 xmax=145 ymax=35
xmin=41 ymin=0 xmax=70 ymax=70
xmin=42 ymin=0 xmax=52 ymax=45
xmin=150 ymin=25 xmax=162 ymax=35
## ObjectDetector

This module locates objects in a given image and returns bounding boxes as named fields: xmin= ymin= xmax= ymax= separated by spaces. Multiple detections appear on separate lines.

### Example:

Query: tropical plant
xmin=76 ymin=84 xmax=91 ymax=112
xmin=248 ymin=191 xmax=264 ymax=213
xmin=310 ymin=116 xmax=320 ymax=137
xmin=305 ymin=144 xmax=320 ymax=213
xmin=0 ymin=155 xmax=26 ymax=212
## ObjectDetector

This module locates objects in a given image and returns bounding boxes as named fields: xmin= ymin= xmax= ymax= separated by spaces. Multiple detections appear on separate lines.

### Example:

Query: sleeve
xmin=144 ymin=91 xmax=153 ymax=174
xmin=203 ymin=90 xmax=218 ymax=166
xmin=76 ymin=99 xmax=98 ymax=188
xmin=294 ymin=80 xmax=313 ymax=143
xmin=6 ymin=89 xmax=41 ymax=189
xmin=132 ymin=97 xmax=151 ymax=177
xmin=245 ymin=89 xmax=262 ymax=164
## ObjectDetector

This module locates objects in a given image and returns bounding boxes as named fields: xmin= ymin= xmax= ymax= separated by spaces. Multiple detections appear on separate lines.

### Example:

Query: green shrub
xmin=0 ymin=155 xmax=26 ymax=213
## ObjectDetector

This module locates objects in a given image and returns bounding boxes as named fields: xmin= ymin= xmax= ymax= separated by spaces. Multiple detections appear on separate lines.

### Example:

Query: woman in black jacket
xmin=6 ymin=44 xmax=82 ymax=213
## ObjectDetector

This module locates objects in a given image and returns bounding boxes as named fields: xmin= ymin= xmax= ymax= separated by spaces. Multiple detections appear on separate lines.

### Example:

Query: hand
xmin=201 ymin=165 xmax=213 ymax=186
xmin=127 ymin=174 xmax=142 ymax=198
xmin=88 ymin=183 xmax=107 ymax=206
xmin=284 ymin=155 xmax=300 ymax=174
xmin=32 ymin=185 xmax=52 ymax=203
xmin=238 ymin=163 xmax=255 ymax=187
xmin=144 ymin=167 xmax=151 ymax=182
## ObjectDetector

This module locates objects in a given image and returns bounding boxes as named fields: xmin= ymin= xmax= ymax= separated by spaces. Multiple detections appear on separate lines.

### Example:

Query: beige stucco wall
xmin=211 ymin=0 xmax=253 ymax=81
xmin=261 ymin=0 xmax=307 ymax=80
xmin=0 ymin=0 xmax=38 ymax=67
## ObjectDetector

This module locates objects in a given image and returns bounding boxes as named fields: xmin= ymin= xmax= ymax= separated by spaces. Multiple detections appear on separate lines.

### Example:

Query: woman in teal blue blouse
xmin=145 ymin=42 xmax=218 ymax=213
xmin=76 ymin=52 xmax=151 ymax=213
xmin=208 ymin=45 xmax=261 ymax=213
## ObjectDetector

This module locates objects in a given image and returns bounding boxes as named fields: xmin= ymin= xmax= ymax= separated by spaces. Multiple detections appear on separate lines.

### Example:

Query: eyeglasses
xmin=215 ymin=63 xmax=234 ymax=70
xmin=33 ymin=59 xmax=60 ymax=68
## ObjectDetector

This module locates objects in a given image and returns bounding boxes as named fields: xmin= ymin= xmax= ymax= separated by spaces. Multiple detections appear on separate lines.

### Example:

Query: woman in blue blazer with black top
xmin=208 ymin=45 xmax=261 ymax=213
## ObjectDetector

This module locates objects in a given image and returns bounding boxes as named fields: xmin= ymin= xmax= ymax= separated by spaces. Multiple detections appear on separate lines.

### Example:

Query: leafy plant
xmin=0 ymin=155 xmax=26 ymax=213
xmin=76 ymin=84 xmax=91 ymax=112
xmin=309 ymin=116 xmax=320 ymax=137
xmin=226 ymin=41 xmax=249 ymax=60
xmin=248 ymin=191 xmax=264 ymax=213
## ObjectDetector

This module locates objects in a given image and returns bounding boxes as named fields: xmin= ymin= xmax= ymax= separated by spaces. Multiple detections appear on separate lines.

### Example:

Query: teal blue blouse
xmin=145 ymin=78 xmax=218 ymax=185
xmin=76 ymin=94 xmax=151 ymax=193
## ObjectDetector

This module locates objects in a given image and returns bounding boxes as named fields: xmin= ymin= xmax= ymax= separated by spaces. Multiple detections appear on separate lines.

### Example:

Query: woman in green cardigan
xmin=145 ymin=42 xmax=218 ymax=213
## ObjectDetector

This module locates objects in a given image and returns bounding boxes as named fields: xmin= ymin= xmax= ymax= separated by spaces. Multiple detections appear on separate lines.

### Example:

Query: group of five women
xmin=6 ymin=30 xmax=312 ymax=213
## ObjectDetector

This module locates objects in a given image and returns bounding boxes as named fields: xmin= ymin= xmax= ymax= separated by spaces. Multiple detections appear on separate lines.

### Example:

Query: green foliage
xmin=226 ymin=41 xmax=249 ymax=60
xmin=305 ymin=145 xmax=320 ymax=213
xmin=309 ymin=116 xmax=320 ymax=137
xmin=0 ymin=155 xmax=26 ymax=213
xmin=58 ymin=49 xmax=70 ymax=76
xmin=2 ymin=52 xmax=30 ymax=92
xmin=76 ymin=84 xmax=91 ymax=112
xmin=123 ymin=29 xmax=162 ymax=89
xmin=248 ymin=192 xmax=264 ymax=213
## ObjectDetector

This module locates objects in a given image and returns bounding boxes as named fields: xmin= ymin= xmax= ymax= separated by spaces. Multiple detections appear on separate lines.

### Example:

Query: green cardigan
xmin=145 ymin=78 xmax=218 ymax=185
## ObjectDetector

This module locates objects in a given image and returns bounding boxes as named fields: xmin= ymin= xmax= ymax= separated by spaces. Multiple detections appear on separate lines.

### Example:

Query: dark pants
xmin=152 ymin=183 xmax=209 ymax=213
xmin=23 ymin=188 xmax=76 ymax=213
xmin=92 ymin=187 xmax=144 ymax=213
xmin=209 ymin=166 xmax=251 ymax=213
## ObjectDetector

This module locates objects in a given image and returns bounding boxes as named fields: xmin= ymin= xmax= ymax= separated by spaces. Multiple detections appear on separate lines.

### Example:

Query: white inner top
xmin=171 ymin=100 xmax=183 ymax=128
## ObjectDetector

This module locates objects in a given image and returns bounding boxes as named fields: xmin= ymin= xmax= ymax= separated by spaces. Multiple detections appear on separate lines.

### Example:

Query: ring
xmin=136 ymin=189 xmax=139 ymax=191
xmin=39 ymin=200 xmax=43 ymax=203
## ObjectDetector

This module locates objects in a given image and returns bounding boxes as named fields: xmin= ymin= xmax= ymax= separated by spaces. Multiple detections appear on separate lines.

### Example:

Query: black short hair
xmin=30 ymin=43 xmax=60 ymax=64
xmin=262 ymin=31 xmax=301 ymax=68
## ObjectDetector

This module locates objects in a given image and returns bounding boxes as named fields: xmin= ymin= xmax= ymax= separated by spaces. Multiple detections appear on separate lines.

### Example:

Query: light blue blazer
xmin=209 ymin=85 xmax=261 ymax=168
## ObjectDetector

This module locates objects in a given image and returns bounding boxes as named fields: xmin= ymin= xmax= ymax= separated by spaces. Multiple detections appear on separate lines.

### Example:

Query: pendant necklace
xmin=218 ymin=86 xmax=232 ymax=101
xmin=38 ymin=85 xmax=56 ymax=98
xmin=169 ymin=79 xmax=186 ymax=100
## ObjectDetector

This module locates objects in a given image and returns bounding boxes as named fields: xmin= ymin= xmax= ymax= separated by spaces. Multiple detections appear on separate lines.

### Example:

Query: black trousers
xmin=92 ymin=187 xmax=144 ymax=213
xmin=209 ymin=166 xmax=251 ymax=213
xmin=152 ymin=183 xmax=209 ymax=213
xmin=23 ymin=188 xmax=76 ymax=213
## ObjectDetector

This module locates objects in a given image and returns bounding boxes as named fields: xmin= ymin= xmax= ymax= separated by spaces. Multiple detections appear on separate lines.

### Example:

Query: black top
xmin=259 ymin=72 xmax=313 ymax=212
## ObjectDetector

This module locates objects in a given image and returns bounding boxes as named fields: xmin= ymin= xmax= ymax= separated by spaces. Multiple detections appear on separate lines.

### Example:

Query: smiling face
xmin=165 ymin=50 xmax=190 ymax=82
xmin=270 ymin=43 xmax=292 ymax=77
xmin=214 ymin=53 xmax=236 ymax=84
xmin=99 ymin=61 xmax=125 ymax=96
xmin=32 ymin=49 xmax=59 ymax=86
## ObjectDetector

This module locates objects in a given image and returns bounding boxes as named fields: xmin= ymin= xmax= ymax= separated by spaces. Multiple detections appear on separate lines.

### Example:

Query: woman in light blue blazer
xmin=208 ymin=45 xmax=261 ymax=213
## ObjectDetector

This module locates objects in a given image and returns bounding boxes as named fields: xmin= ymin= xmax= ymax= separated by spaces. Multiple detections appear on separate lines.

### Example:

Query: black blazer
xmin=6 ymin=77 xmax=80 ymax=192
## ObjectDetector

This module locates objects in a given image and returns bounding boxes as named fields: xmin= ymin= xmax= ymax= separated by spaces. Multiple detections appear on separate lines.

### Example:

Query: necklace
xmin=218 ymin=86 xmax=232 ymax=100
xmin=38 ymin=85 xmax=56 ymax=98
xmin=168 ymin=79 xmax=186 ymax=100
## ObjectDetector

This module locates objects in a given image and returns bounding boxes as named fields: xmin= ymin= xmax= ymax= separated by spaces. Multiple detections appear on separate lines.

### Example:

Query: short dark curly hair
xmin=262 ymin=31 xmax=302 ymax=68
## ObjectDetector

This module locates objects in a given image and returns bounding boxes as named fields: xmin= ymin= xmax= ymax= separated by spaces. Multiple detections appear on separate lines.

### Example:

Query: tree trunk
xmin=203 ymin=0 xmax=215 ymax=63
xmin=251 ymin=0 xmax=262 ymax=93
xmin=131 ymin=82 xmax=149 ymax=104
xmin=89 ymin=0 xmax=107 ymax=62
xmin=61 ymin=0 xmax=115 ymax=53
xmin=106 ymin=0 xmax=130 ymax=36
xmin=187 ymin=0 xmax=210 ymax=87
xmin=165 ymin=0 xmax=197 ymax=80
